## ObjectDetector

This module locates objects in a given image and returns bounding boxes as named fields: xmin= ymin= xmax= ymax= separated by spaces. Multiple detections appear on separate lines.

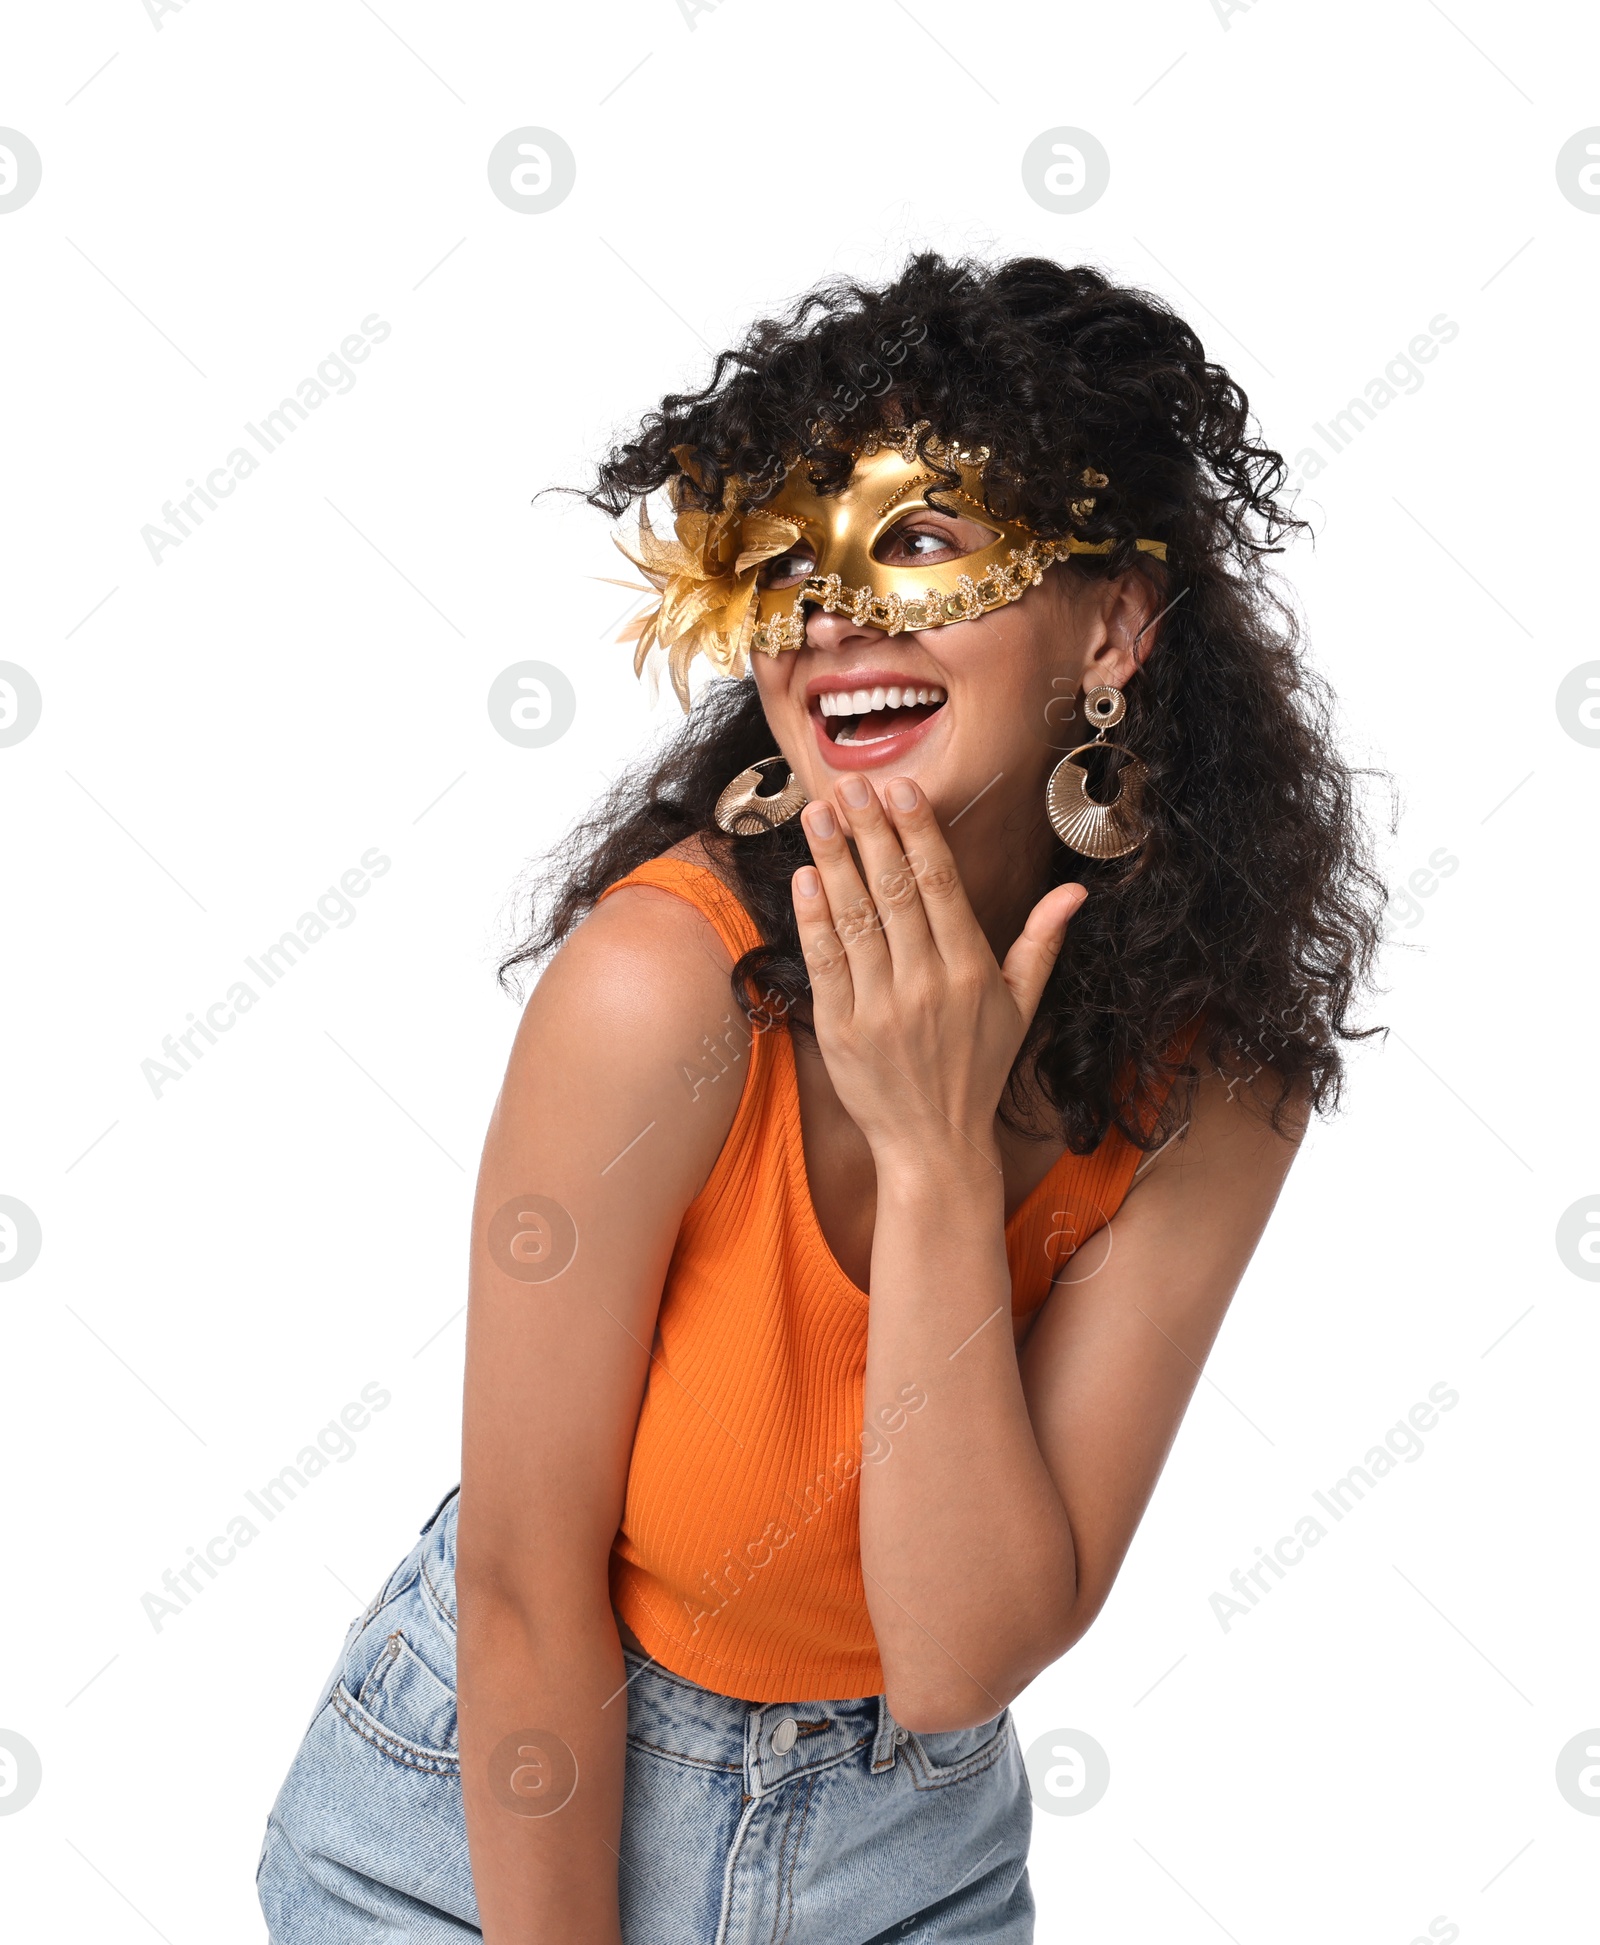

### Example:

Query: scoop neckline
xmin=774 ymin=1026 xmax=1075 ymax=1309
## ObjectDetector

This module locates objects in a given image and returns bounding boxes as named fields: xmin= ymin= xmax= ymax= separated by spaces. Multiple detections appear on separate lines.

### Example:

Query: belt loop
xmin=870 ymin=1694 xmax=900 ymax=1773
xmin=744 ymin=1700 xmax=767 ymax=1796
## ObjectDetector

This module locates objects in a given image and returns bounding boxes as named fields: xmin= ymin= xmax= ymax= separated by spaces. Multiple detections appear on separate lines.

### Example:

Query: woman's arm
xmin=456 ymin=883 xmax=742 ymax=1945
xmin=791 ymin=777 xmax=1305 ymax=1732
xmin=860 ymin=1061 xmax=1304 ymax=1731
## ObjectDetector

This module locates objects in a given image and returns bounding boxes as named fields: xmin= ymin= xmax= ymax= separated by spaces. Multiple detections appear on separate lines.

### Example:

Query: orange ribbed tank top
xmin=600 ymin=855 xmax=1190 ymax=1703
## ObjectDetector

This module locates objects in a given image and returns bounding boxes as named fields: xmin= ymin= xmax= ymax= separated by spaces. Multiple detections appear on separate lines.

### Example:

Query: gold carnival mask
xmin=610 ymin=424 xmax=1168 ymax=710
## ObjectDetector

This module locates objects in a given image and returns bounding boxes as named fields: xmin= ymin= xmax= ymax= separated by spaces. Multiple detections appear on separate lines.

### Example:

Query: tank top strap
xmin=596 ymin=856 xmax=764 ymax=967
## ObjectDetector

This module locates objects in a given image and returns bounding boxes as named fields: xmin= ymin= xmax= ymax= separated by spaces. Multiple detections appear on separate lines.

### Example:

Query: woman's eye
xmin=759 ymin=550 xmax=816 ymax=589
xmin=872 ymin=519 xmax=989 ymax=566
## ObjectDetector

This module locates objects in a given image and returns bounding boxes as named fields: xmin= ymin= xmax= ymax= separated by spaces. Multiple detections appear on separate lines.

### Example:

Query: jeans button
xmin=894 ymin=1727 xmax=908 ymax=1745
xmin=769 ymin=1716 xmax=798 ymax=1754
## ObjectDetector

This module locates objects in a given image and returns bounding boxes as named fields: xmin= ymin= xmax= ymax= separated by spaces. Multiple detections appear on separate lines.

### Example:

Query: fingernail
xmin=888 ymin=778 xmax=917 ymax=811
xmin=839 ymin=776 xmax=870 ymax=808
xmin=808 ymin=803 xmax=836 ymax=839
xmin=796 ymin=867 xmax=820 ymax=898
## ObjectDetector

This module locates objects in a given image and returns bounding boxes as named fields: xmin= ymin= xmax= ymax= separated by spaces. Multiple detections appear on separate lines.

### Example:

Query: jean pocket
xmin=903 ymin=1710 xmax=1013 ymax=1788
xmin=334 ymin=1623 xmax=461 ymax=1773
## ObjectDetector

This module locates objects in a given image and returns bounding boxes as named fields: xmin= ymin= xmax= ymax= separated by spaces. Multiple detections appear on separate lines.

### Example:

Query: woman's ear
xmin=1081 ymin=572 xmax=1168 ymax=690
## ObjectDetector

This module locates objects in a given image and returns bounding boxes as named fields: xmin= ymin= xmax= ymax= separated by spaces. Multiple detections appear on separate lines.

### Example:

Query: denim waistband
xmin=417 ymin=1484 xmax=906 ymax=1792
xmin=618 ymin=1648 xmax=906 ymax=1792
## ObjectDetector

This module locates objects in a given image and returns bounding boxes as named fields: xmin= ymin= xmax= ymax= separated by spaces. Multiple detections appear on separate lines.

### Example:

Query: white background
xmin=2 ymin=1 xmax=1597 ymax=1939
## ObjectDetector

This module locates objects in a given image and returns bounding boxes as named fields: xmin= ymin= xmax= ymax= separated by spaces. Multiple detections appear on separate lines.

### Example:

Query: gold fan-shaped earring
xmin=1045 ymin=685 xmax=1149 ymax=860
xmin=714 ymin=755 xmax=808 ymax=835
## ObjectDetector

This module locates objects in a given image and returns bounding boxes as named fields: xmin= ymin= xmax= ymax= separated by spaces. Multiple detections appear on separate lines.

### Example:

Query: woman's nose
xmin=802 ymin=606 xmax=888 ymax=655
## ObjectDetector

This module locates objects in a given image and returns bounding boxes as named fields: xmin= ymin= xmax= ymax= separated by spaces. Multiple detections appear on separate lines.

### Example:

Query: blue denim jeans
xmin=258 ymin=1488 xmax=1034 ymax=1942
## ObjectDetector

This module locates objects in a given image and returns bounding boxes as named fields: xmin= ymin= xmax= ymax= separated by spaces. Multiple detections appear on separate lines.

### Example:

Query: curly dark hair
xmin=501 ymin=252 xmax=1387 ymax=1153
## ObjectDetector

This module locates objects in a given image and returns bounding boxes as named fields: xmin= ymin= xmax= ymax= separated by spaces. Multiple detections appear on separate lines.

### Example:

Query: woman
xmin=258 ymin=253 xmax=1381 ymax=1942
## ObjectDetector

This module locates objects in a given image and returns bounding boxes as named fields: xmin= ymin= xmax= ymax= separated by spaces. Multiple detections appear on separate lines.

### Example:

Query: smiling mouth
xmin=816 ymin=683 xmax=947 ymax=745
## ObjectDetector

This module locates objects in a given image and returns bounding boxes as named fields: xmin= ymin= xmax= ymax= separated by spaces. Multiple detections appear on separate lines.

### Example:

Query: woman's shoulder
xmin=521 ymin=839 xmax=756 ymax=1071
xmin=596 ymin=835 xmax=762 ymax=966
xmin=499 ymin=850 xmax=750 ymax=1200
xmin=1121 ymin=1018 xmax=1313 ymax=1206
xmin=555 ymin=845 xmax=740 ymax=998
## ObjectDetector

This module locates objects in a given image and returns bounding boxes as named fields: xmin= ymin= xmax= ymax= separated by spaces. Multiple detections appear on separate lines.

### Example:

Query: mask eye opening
xmin=869 ymin=507 xmax=1000 ymax=567
xmin=756 ymin=543 xmax=817 ymax=590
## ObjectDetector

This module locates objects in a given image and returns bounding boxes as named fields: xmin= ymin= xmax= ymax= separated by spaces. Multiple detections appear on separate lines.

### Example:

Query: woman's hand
xmin=792 ymin=775 xmax=1086 ymax=1174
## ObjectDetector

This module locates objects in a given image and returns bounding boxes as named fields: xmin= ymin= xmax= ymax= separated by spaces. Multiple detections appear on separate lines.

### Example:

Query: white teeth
xmin=818 ymin=685 xmax=947 ymax=718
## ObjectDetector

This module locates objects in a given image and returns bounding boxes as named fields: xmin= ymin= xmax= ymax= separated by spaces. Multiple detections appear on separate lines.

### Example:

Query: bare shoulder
xmin=1124 ymin=1053 xmax=1311 ymax=1230
xmin=495 ymin=863 xmax=746 ymax=1207
xmin=542 ymin=861 xmax=736 ymax=999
